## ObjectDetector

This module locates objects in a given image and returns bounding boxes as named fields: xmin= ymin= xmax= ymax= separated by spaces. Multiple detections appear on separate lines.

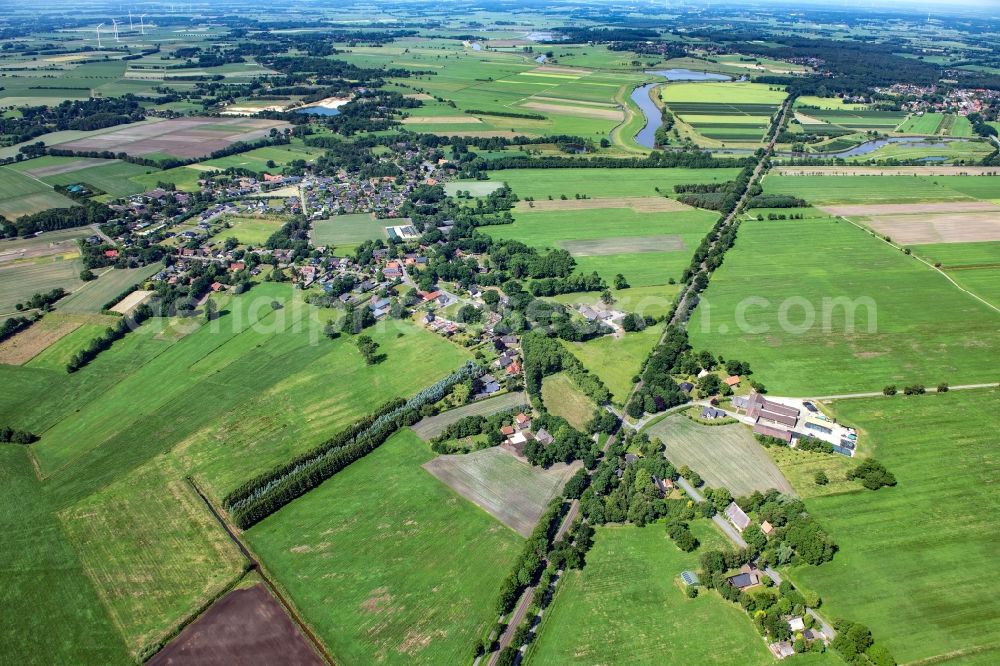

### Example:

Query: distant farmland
xmin=57 ymin=117 xmax=291 ymax=160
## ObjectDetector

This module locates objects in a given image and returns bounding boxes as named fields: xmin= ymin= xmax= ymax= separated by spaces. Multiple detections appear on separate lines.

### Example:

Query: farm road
xmin=810 ymin=383 xmax=996 ymax=401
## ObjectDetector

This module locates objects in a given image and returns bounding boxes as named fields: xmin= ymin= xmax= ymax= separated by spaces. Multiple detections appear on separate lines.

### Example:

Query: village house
xmin=724 ymin=502 xmax=751 ymax=532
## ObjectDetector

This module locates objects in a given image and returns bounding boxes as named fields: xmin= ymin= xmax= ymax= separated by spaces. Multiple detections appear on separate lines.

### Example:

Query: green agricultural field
xmin=129 ymin=166 xmax=204 ymax=193
xmin=246 ymin=429 xmax=523 ymax=665
xmin=310 ymin=213 xmax=389 ymax=250
xmin=216 ymin=216 xmax=285 ymax=246
xmin=896 ymin=113 xmax=945 ymax=134
xmin=57 ymin=263 xmax=162 ymax=314
xmin=690 ymin=220 xmax=997 ymax=395
xmin=795 ymin=96 xmax=873 ymax=111
xmin=763 ymin=174 xmax=1000 ymax=204
xmin=646 ymin=414 xmax=795 ymax=496
xmin=0 ymin=255 xmax=83 ymax=314
xmin=844 ymin=139 xmax=994 ymax=164
xmin=488 ymin=167 xmax=741 ymax=200
xmin=23 ymin=316 xmax=118 ymax=370
xmin=25 ymin=284 xmax=469 ymax=501
xmin=485 ymin=207 xmax=717 ymax=286
xmin=948 ymin=268 xmax=1000 ymax=309
xmin=40 ymin=160 xmax=159 ymax=198
xmin=541 ymin=372 xmax=598 ymax=429
xmin=526 ymin=523 xmax=774 ymax=665
xmin=689 ymin=217 xmax=1000 ymax=395
xmin=196 ymin=144 xmax=322 ymax=174
xmin=443 ymin=180 xmax=505 ymax=197
xmin=0 ymin=446 xmax=128 ymax=665
xmin=562 ymin=324 xmax=662 ymax=404
xmin=911 ymin=241 xmax=1000 ymax=268
xmin=662 ymin=81 xmax=787 ymax=105
xmin=0 ymin=166 xmax=76 ymax=218
xmin=59 ymin=455 xmax=245 ymax=659
xmin=786 ymin=390 xmax=1000 ymax=665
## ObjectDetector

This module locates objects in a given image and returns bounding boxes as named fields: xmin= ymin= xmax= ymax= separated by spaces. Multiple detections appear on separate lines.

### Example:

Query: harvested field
xmin=819 ymin=201 xmax=999 ymax=217
xmin=148 ymin=584 xmax=323 ymax=666
xmin=514 ymin=197 xmax=690 ymax=213
xmin=401 ymin=115 xmax=482 ymax=124
xmin=110 ymin=290 xmax=155 ymax=315
xmin=561 ymin=235 xmax=685 ymax=256
xmin=410 ymin=391 xmax=528 ymax=441
xmin=534 ymin=65 xmax=592 ymax=75
xmin=531 ymin=96 xmax=616 ymax=108
xmin=861 ymin=212 xmax=1000 ymax=245
xmin=0 ymin=317 xmax=79 ymax=365
xmin=646 ymin=415 xmax=795 ymax=497
xmin=775 ymin=166 xmax=1000 ymax=177
xmin=404 ymin=93 xmax=434 ymax=100
xmin=422 ymin=447 xmax=579 ymax=536
xmin=57 ymin=117 xmax=291 ymax=160
xmin=0 ymin=227 xmax=88 ymax=264
xmin=521 ymin=102 xmax=623 ymax=120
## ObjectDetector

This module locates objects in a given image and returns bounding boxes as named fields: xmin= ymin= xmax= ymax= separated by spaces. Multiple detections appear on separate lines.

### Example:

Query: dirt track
xmin=148 ymin=585 xmax=324 ymax=666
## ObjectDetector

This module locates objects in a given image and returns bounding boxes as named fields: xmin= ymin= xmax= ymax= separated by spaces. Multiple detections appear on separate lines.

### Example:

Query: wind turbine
xmin=111 ymin=18 xmax=120 ymax=42
xmin=96 ymin=23 xmax=104 ymax=48
xmin=139 ymin=14 xmax=146 ymax=35
xmin=128 ymin=10 xmax=133 ymax=31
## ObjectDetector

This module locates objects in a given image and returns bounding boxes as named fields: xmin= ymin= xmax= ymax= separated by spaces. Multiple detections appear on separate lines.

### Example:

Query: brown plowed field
xmin=148 ymin=584 xmax=324 ymax=666
xmin=861 ymin=212 xmax=1000 ymax=244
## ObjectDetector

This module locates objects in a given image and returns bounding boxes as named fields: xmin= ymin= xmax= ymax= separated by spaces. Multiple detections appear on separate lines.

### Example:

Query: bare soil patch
xmin=521 ymin=102 xmax=623 ymax=121
xmin=402 ymin=116 xmax=482 ymax=125
xmin=819 ymin=201 xmax=1000 ymax=217
xmin=404 ymin=93 xmax=434 ymax=101
xmin=148 ymin=584 xmax=323 ymax=666
xmin=515 ymin=197 xmax=691 ymax=213
xmin=531 ymin=96 xmax=617 ymax=108
xmin=0 ymin=319 xmax=79 ymax=365
xmin=422 ymin=448 xmax=579 ymax=537
xmin=861 ymin=212 xmax=1000 ymax=245
xmin=776 ymin=166 xmax=1000 ymax=177
xmin=59 ymin=118 xmax=290 ymax=160
xmin=561 ymin=235 xmax=685 ymax=256
xmin=110 ymin=289 xmax=155 ymax=315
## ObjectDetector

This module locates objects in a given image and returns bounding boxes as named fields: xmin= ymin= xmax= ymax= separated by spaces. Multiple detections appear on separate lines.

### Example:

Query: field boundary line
xmin=184 ymin=477 xmax=335 ymax=666
xmin=839 ymin=215 xmax=1000 ymax=315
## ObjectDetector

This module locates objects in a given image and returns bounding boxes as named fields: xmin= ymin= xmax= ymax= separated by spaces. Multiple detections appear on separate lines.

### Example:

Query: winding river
xmin=631 ymin=69 xmax=731 ymax=149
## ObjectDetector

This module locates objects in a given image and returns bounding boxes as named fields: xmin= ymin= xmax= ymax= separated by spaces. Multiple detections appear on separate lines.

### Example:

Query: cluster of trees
xmin=429 ymin=406 xmax=528 ymax=453
xmin=14 ymin=288 xmax=65 ymax=312
xmin=493 ymin=500 xmax=566 ymax=615
xmin=0 ymin=97 xmax=144 ymax=145
xmin=527 ymin=271 xmax=605 ymax=296
xmin=66 ymin=305 xmax=153 ymax=373
xmin=472 ymin=149 xmax=752 ymax=173
xmin=523 ymin=413 xmax=600 ymax=468
xmin=733 ymin=489 xmax=838 ymax=567
xmin=0 ymin=316 xmax=32 ymax=342
xmin=578 ymin=433 xmax=682 ymax=526
xmin=967 ymin=112 xmax=998 ymax=139
xmin=522 ymin=332 xmax=612 ymax=409
xmin=831 ymin=619 xmax=895 ymax=666
xmin=747 ymin=194 xmax=808 ymax=208
xmin=653 ymin=109 xmax=675 ymax=147
xmin=665 ymin=520 xmax=699 ymax=552
xmin=223 ymin=363 xmax=480 ymax=528
xmin=354 ymin=335 xmax=383 ymax=365
xmin=626 ymin=325 xmax=691 ymax=418
xmin=1 ymin=200 xmax=113 ymax=238
xmin=846 ymin=458 xmax=896 ymax=490
xmin=0 ymin=426 xmax=37 ymax=444
xmin=464 ymin=109 xmax=545 ymax=120
xmin=796 ymin=437 xmax=835 ymax=454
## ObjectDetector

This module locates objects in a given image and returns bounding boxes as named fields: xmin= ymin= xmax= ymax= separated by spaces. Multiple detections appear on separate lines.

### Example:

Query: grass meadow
xmin=246 ymin=429 xmax=523 ymax=665
xmin=562 ymin=324 xmax=662 ymax=404
xmin=38 ymin=160 xmax=158 ymax=198
xmin=489 ymin=167 xmax=741 ymax=200
xmin=0 ymin=255 xmax=83 ymax=314
xmin=0 ymin=283 xmax=472 ymax=660
xmin=526 ymin=523 xmax=775 ymax=665
xmin=59 ymin=454 xmax=245 ymax=659
xmin=786 ymin=390 xmax=1000 ymax=665
xmin=688 ymin=217 xmax=1000 ymax=395
xmin=485 ymin=207 xmax=717 ymax=287
xmin=0 ymin=166 xmax=76 ymax=218
xmin=541 ymin=372 xmax=598 ymax=429
xmin=57 ymin=263 xmax=162 ymax=314
xmin=310 ymin=213 xmax=388 ymax=250
xmin=646 ymin=414 xmax=795 ymax=496
xmin=763 ymin=174 xmax=1000 ymax=204
xmin=217 ymin=215 xmax=285 ymax=246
